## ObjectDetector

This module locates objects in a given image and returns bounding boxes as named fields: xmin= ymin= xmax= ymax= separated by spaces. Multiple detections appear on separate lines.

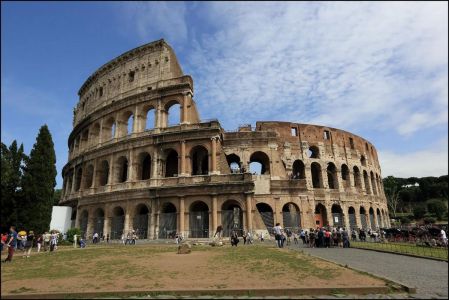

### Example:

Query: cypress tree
xmin=22 ymin=125 xmax=57 ymax=233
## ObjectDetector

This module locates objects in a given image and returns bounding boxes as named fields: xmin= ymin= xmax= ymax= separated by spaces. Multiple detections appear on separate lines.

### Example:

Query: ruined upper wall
xmin=73 ymin=39 xmax=185 ymax=127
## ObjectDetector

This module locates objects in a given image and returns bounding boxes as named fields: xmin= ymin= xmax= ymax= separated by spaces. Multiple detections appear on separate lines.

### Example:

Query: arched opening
xmin=80 ymin=210 xmax=88 ymax=239
xmin=191 ymin=146 xmax=209 ymax=175
xmin=360 ymin=207 xmax=367 ymax=229
xmin=115 ymin=156 xmax=128 ymax=183
xmin=70 ymin=209 xmax=77 ymax=228
xmin=164 ymin=149 xmax=178 ymax=177
xmin=331 ymin=204 xmax=344 ymax=228
xmin=138 ymin=152 xmax=152 ymax=180
xmin=361 ymin=155 xmax=367 ymax=167
xmin=327 ymin=162 xmax=338 ymax=189
xmin=311 ymin=162 xmax=322 ymax=188
xmin=126 ymin=114 xmax=134 ymax=135
xmin=292 ymin=160 xmax=305 ymax=179
xmin=348 ymin=207 xmax=357 ymax=230
xmin=133 ymin=204 xmax=149 ymax=239
xmin=363 ymin=170 xmax=371 ymax=194
xmin=90 ymin=123 xmax=100 ymax=147
xmin=226 ymin=153 xmax=241 ymax=173
xmin=282 ymin=202 xmax=301 ymax=229
xmin=74 ymin=136 xmax=81 ymax=153
xmin=75 ymin=167 xmax=83 ymax=191
xmin=256 ymin=203 xmax=274 ymax=231
xmin=314 ymin=203 xmax=328 ymax=227
xmin=102 ymin=117 xmax=115 ymax=141
xmin=189 ymin=201 xmax=209 ymax=238
xmin=249 ymin=151 xmax=270 ymax=175
xmin=353 ymin=166 xmax=361 ymax=188
xmin=159 ymin=202 xmax=177 ymax=239
xmin=369 ymin=207 xmax=375 ymax=229
xmin=307 ymin=146 xmax=320 ymax=159
xmin=111 ymin=207 xmax=125 ymax=240
xmin=376 ymin=208 xmax=382 ymax=228
xmin=97 ymin=160 xmax=109 ymax=186
xmin=221 ymin=200 xmax=243 ymax=237
xmin=144 ymin=107 xmax=156 ymax=130
xmin=65 ymin=172 xmax=73 ymax=195
xmin=341 ymin=164 xmax=350 ymax=188
xmin=93 ymin=208 xmax=104 ymax=237
xmin=370 ymin=171 xmax=377 ymax=195
xmin=83 ymin=164 xmax=94 ymax=189
xmin=166 ymin=101 xmax=181 ymax=126
xmin=81 ymin=130 xmax=89 ymax=150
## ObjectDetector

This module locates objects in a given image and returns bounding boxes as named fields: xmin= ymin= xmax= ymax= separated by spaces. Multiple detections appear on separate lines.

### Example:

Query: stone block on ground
xmin=177 ymin=242 xmax=192 ymax=254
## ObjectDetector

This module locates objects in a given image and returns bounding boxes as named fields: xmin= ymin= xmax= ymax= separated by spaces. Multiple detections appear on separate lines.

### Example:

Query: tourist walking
xmin=132 ymin=231 xmax=137 ymax=245
xmin=325 ymin=228 xmax=332 ymax=248
xmin=342 ymin=229 xmax=350 ymax=248
xmin=3 ymin=226 xmax=18 ymax=263
xmin=50 ymin=231 xmax=57 ymax=252
xmin=273 ymin=223 xmax=283 ymax=248
xmin=23 ymin=231 xmax=35 ymax=258
xmin=242 ymin=230 xmax=247 ymax=244
xmin=36 ymin=234 xmax=43 ymax=253
xmin=214 ymin=225 xmax=223 ymax=239
xmin=230 ymin=230 xmax=239 ymax=247
xmin=106 ymin=234 xmax=110 ymax=244
xmin=300 ymin=230 xmax=306 ymax=244
xmin=246 ymin=231 xmax=253 ymax=244
xmin=308 ymin=229 xmax=315 ymax=248
xmin=43 ymin=232 xmax=51 ymax=251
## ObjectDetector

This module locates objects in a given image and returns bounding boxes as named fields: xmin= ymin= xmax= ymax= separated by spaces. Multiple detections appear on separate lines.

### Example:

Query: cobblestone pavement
xmin=288 ymin=243 xmax=448 ymax=299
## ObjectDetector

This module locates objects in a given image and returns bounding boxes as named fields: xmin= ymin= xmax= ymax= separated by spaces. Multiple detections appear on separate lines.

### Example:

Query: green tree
xmin=52 ymin=189 xmax=62 ymax=206
xmin=427 ymin=199 xmax=447 ymax=220
xmin=383 ymin=176 xmax=402 ymax=218
xmin=21 ymin=125 xmax=57 ymax=233
xmin=1 ymin=141 xmax=26 ymax=231
xmin=412 ymin=203 xmax=427 ymax=220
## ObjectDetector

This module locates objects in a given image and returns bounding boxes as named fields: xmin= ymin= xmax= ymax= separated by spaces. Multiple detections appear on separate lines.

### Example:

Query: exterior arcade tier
xmin=60 ymin=39 xmax=390 ymax=240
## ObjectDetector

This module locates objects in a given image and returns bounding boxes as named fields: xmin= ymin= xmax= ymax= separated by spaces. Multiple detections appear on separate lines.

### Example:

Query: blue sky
xmin=2 ymin=1 xmax=448 ymax=188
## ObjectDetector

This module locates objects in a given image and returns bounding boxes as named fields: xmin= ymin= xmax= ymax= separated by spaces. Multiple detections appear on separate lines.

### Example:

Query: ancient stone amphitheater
xmin=60 ymin=39 xmax=390 ymax=240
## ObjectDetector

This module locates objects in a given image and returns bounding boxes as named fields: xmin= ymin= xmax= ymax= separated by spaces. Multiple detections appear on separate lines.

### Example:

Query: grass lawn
xmin=1 ymin=243 xmax=389 ymax=296
xmin=352 ymin=241 xmax=448 ymax=260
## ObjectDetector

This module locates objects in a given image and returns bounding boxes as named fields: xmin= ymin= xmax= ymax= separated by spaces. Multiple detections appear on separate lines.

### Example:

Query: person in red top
xmin=1 ymin=233 xmax=8 ymax=253
xmin=324 ymin=229 xmax=331 ymax=248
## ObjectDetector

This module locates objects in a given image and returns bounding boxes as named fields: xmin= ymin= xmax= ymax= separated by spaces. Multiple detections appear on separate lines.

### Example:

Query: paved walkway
xmin=289 ymin=243 xmax=448 ymax=299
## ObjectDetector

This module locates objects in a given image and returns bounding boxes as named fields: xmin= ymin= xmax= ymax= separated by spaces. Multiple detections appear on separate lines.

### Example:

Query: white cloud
xmin=379 ymin=138 xmax=448 ymax=178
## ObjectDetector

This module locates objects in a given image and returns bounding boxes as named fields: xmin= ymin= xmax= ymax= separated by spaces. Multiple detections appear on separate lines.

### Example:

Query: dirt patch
xmin=1 ymin=244 xmax=387 ymax=295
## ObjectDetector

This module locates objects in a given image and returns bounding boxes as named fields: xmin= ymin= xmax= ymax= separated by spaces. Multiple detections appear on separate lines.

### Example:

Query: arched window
xmin=111 ymin=207 xmax=125 ymax=239
xmin=341 ymin=164 xmax=350 ymax=188
xmin=164 ymin=149 xmax=178 ymax=177
xmin=226 ymin=153 xmax=241 ymax=173
xmin=145 ymin=107 xmax=156 ymax=130
xmin=282 ymin=203 xmax=301 ymax=229
xmin=83 ymin=164 xmax=94 ymax=189
xmin=331 ymin=204 xmax=344 ymax=228
xmin=249 ymin=151 xmax=270 ymax=175
xmin=159 ymin=202 xmax=177 ymax=239
xmin=353 ymin=166 xmax=361 ymax=188
xmin=127 ymin=114 xmax=134 ymax=135
xmin=191 ymin=145 xmax=209 ymax=175
xmin=256 ymin=203 xmax=274 ymax=231
xmin=139 ymin=152 xmax=152 ymax=180
xmin=93 ymin=208 xmax=105 ymax=237
xmin=363 ymin=170 xmax=371 ymax=194
xmin=311 ymin=162 xmax=322 ymax=188
xmin=134 ymin=204 xmax=149 ymax=239
xmin=292 ymin=160 xmax=305 ymax=179
xmin=116 ymin=156 xmax=128 ymax=183
xmin=315 ymin=203 xmax=327 ymax=227
xmin=348 ymin=207 xmax=357 ymax=230
xmin=166 ymin=101 xmax=181 ymax=126
xmin=327 ymin=162 xmax=338 ymax=189
xmin=97 ymin=160 xmax=109 ymax=186
xmin=75 ymin=167 xmax=83 ymax=191
xmin=189 ymin=201 xmax=209 ymax=238
xmin=360 ymin=206 xmax=367 ymax=229
xmin=222 ymin=200 xmax=243 ymax=236
xmin=361 ymin=155 xmax=367 ymax=167
xmin=81 ymin=130 xmax=89 ymax=150
xmin=307 ymin=146 xmax=320 ymax=159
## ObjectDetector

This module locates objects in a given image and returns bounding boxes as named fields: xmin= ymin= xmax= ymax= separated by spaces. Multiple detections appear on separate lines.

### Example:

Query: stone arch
xmin=360 ymin=206 xmax=368 ymax=229
xmin=348 ymin=206 xmax=357 ymax=230
xmin=292 ymin=160 xmax=305 ymax=179
xmin=111 ymin=206 xmax=125 ymax=239
xmin=115 ymin=156 xmax=128 ymax=183
xmin=331 ymin=204 xmax=344 ymax=228
xmin=80 ymin=129 xmax=89 ymax=150
xmin=75 ymin=166 xmax=83 ymax=191
xmin=370 ymin=171 xmax=377 ymax=195
xmin=159 ymin=202 xmax=177 ymax=239
xmin=353 ymin=166 xmax=362 ymax=188
xmin=189 ymin=201 xmax=210 ymax=238
xmin=164 ymin=149 xmax=178 ymax=177
xmin=90 ymin=123 xmax=100 ymax=146
xmin=361 ymin=155 xmax=367 ymax=167
xmin=93 ymin=208 xmax=105 ymax=237
xmin=143 ymin=104 xmax=156 ymax=130
xmin=221 ymin=200 xmax=244 ymax=237
xmin=165 ymin=100 xmax=181 ymax=126
xmin=256 ymin=202 xmax=274 ymax=231
xmin=133 ymin=203 xmax=150 ymax=239
xmin=376 ymin=208 xmax=382 ymax=228
xmin=363 ymin=170 xmax=371 ymax=194
xmin=327 ymin=162 xmax=338 ymax=189
xmin=282 ymin=202 xmax=301 ymax=229
xmin=70 ymin=209 xmax=77 ymax=228
xmin=369 ymin=207 xmax=375 ymax=229
xmin=83 ymin=164 xmax=94 ymax=189
xmin=137 ymin=152 xmax=152 ymax=180
xmin=341 ymin=164 xmax=350 ymax=188
xmin=102 ymin=117 xmax=116 ymax=141
xmin=80 ymin=210 xmax=88 ymax=238
xmin=190 ymin=145 xmax=209 ymax=175
xmin=97 ymin=160 xmax=109 ymax=186
xmin=307 ymin=145 xmax=320 ymax=159
xmin=314 ymin=203 xmax=328 ymax=227
xmin=311 ymin=162 xmax=323 ymax=188
xmin=226 ymin=153 xmax=242 ymax=173
xmin=249 ymin=151 xmax=270 ymax=175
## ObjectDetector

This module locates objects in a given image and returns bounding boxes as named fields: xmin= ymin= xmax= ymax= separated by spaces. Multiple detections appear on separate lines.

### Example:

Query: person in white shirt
xmin=440 ymin=229 xmax=447 ymax=246
xmin=273 ymin=223 xmax=283 ymax=248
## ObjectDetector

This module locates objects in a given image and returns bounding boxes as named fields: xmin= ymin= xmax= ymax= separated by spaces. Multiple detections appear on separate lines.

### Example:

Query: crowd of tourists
xmin=1 ymin=226 xmax=60 ymax=263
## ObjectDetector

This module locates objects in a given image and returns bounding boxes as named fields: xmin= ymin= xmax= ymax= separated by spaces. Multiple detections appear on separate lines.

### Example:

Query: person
xmin=230 ymin=230 xmax=239 ymax=247
xmin=214 ymin=225 xmax=223 ymax=239
xmin=23 ymin=231 xmax=35 ymax=258
xmin=325 ymin=229 xmax=332 ymax=248
xmin=440 ymin=228 xmax=447 ymax=246
xmin=351 ymin=229 xmax=357 ymax=241
xmin=246 ymin=231 xmax=253 ymax=244
xmin=342 ymin=229 xmax=350 ymax=248
xmin=43 ymin=232 xmax=51 ymax=251
xmin=285 ymin=228 xmax=292 ymax=246
xmin=36 ymin=234 xmax=43 ymax=253
xmin=50 ymin=231 xmax=57 ymax=252
xmin=3 ymin=226 xmax=18 ymax=263
xmin=273 ymin=223 xmax=283 ymax=248
xmin=106 ymin=234 xmax=110 ymax=244
xmin=131 ymin=231 xmax=137 ymax=245
xmin=308 ymin=229 xmax=315 ymax=248
xmin=259 ymin=232 xmax=264 ymax=242
xmin=79 ymin=238 xmax=86 ymax=248
xmin=317 ymin=228 xmax=324 ymax=248
xmin=125 ymin=232 xmax=131 ymax=245
xmin=121 ymin=233 xmax=125 ymax=245
xmin=93 ymin=232 xmax=99 ymax=244
xmin=300 ymin=230 xmax=306 ymax=244
xmin=242 ymin=230 xmax=247 ymax=245
xmin=337 ymin=229 xmax=343 ymax=247
xmin=293 ymin=231 xmax=298 ymax=245
xmin=1 ymin=233 xmax=6 ymax=253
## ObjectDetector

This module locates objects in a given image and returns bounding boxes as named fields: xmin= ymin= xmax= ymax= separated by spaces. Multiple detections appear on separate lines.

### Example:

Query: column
xmin=321 ymin=168 xmax=329 ymax=189
xmin=211 ymin=137 xmax=217 ymax=174
xmin=103 ymin=210 xmax=110 ymax=238
xmin=343 ymin=207 xmax=351 ymax=230
xmin=245 ymin=194 xmax=253 ymax=231
xmin=71 ymin=168 xmax=76 ymax=193
xmin=108 ymin=154 xmax=114 ymax=186
xmin=212 ymin=195 xmax=218 ymax=234
xmin=152 ymin=151 xmax=159 ymax=178
xmin=181 ymin=93 xmax=189 ymax=124
xmin=128 ymin=149 xmax=134 ymax=182
xmin=354 ymin=207 xmax=360 ymax=230
xmin=326 ymin=204 xmax=333 ymax=227
xmin=366 ymin=208 xmax=372 ymax=230
xmin=149 ymin=212 xmax=156 ymax=239
xmin=124 ymin=213 xmax=130 ymax=234
xmin=75 ymin=207 xmax=81 ymax=228
xmin=180 ymin=140 xmax=186 ymax=176
xmin=336 ymin=170 xmax=345 ymax=191
xmin=133 ymin=106 xmax=139 ymax=134
xmin=98 ymin=119 xmax=103 ymax=145
xmin=179 ymin=197 xmax=185 ymax=236
xmin=373 ymin=210 xmax=379 ymax=229
xmin=114 ymin=113 xmax=120 ymax=139
xmin=155 ymin=213 xmax=160 ymax=239
xmin=86 ymin=215 xmax=94 ymax=240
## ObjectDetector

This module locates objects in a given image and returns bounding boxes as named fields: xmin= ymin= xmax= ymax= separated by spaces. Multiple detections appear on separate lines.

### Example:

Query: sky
xmin=1 ymin=1 xmax=448 ymax=188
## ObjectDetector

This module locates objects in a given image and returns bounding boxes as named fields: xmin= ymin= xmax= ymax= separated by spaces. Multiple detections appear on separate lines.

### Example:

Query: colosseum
xmin=60 ymin=39 xmax=390 ymax=240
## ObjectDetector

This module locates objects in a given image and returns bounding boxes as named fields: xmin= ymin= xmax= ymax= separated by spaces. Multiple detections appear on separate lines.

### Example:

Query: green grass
xmin=352 ymin=241 xmax=448 ymax=260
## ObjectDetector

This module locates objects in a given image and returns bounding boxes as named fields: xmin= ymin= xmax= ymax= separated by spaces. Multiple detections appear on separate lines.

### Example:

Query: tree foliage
xmin=427 ymin=199 xmax=447 ymax=220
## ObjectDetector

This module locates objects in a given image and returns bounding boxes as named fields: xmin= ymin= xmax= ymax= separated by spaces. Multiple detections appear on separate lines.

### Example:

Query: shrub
xmin=413 ymin=204 xmax=427 ymax=220
xmin=427 ymin=199 xmax=447 ymax=220
xmin=66 ymin=227 xmax=82 ymax=243
xmin=423 ymin=217 xmax=436 ymax=225
xmin=400 ymin=216 xmax=411 ymax=225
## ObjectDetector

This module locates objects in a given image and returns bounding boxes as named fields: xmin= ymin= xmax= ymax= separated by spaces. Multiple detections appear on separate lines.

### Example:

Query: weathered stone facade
xmin=60 ymin=39 xmax=390 ymax=240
